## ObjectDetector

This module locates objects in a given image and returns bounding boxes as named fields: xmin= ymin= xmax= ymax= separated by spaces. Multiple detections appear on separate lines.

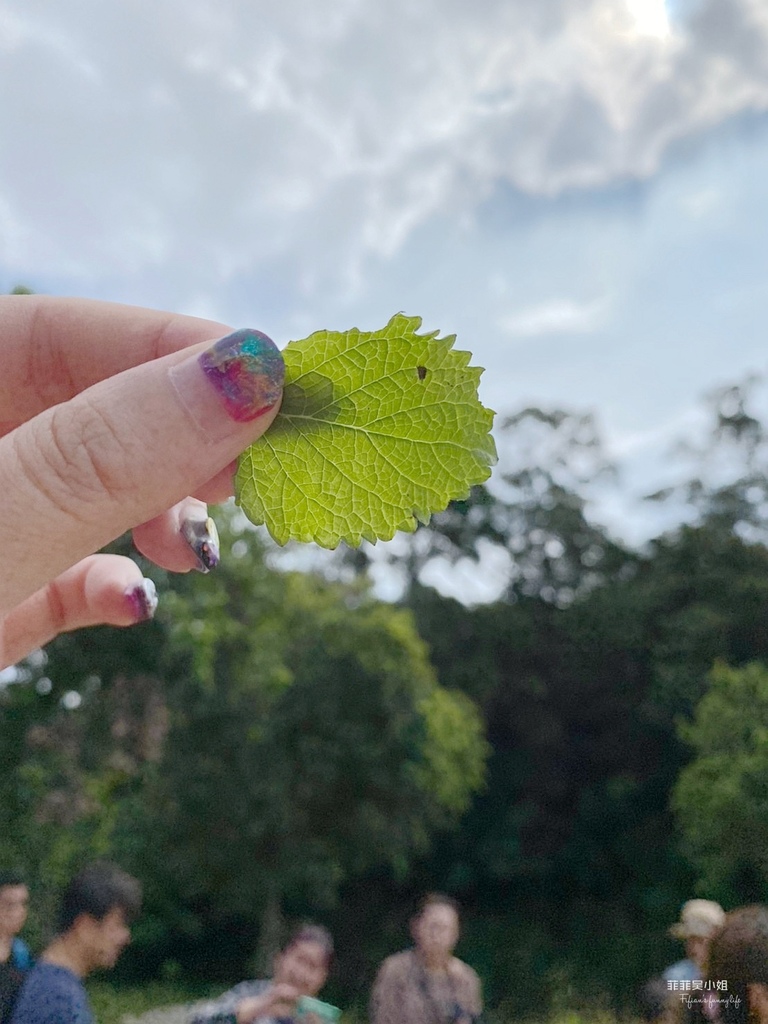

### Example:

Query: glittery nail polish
xmin=125 ymin=578 xmax=158 ymax=622
xmin=199 ymin=329 xmax=284 ymax=423
xmin=181 ymin=515 xmax=221 ymax=573
xmin=169 ymin=328 xmax=285 ymax=442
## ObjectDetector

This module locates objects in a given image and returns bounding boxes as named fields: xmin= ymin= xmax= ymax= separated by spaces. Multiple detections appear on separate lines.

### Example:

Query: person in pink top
xmin=370 ymin=894 xmax=483 ymax=1024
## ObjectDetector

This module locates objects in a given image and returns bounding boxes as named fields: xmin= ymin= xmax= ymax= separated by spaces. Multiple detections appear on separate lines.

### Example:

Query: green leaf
xmin=235 ymin=313 xmax=497 ymax=548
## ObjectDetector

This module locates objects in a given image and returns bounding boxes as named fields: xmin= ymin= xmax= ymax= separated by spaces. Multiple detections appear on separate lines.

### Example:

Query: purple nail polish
xmin=125 ymin=578 xmax=158 ymax=622
xmin=199 ymin=329 xmax=284 ymax=423
xmin=181 ymin=515 xmax=221 ymax=573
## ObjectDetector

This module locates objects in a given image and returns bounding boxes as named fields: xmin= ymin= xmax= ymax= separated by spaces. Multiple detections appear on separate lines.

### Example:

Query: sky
xmin=2 ymin=0 xmax=768 ymax=596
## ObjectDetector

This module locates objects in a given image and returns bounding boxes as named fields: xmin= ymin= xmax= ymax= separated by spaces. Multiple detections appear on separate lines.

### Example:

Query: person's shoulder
xmin=663 ymin=958 xmax=698 ymax=982
xmin=15 ymin=962 xmax=88 ymax=1001
xmin=450 ymin=956 xmax=479 ymax=981
xmin=379 ymin=950 xmax=414 ymax=971
xmin=25 ymin=962 xmax=79 ymax=983
xmin=11 ymin=962 xmax=91 ymax=1024
xmin=17 ymin=962 xmax=84 ymax=995
xmin=224 ymin=979 xmax=271 ymax=998
xmin=450 ymin=956 xmax=482 ymax=999
xmin=374 ymin=949 xmax=415 ymax=982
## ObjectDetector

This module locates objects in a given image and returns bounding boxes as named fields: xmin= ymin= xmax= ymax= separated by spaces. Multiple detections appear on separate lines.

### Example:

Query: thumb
xmin=2 ymin=328 xmax=284 ymax=611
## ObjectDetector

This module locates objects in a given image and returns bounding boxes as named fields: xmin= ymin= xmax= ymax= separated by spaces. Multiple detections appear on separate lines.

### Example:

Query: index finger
xmin=0 ymin=295 xmax=230 ymax=433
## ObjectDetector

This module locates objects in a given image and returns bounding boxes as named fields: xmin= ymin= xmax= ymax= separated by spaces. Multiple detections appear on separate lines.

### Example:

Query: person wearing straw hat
xmin=663 ymin=899 xmax=726 ymax=984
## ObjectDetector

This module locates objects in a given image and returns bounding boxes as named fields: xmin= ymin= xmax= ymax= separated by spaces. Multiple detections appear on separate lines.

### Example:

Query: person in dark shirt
xmin=10 ymin=862 xmax=142 ymax=1024
xmin=0 ymin=872 xmax=32 ymax=972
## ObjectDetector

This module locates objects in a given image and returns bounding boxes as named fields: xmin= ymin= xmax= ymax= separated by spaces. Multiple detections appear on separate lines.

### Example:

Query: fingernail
xmin=170 ymin=329 xmax=284 ymax=442
xmin=181 ymin=515 xmax=221 ymax=573
xmin=125 ymin=578 xmax=158 ymax=622
xmin=200 ymin=329 xmax=284 ymax=422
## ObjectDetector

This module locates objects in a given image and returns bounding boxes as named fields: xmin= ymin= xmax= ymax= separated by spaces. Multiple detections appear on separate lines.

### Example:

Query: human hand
xmin=0 ymin=295 xmax=284 ymax=670
xmin=267 ymin=982 xmax=302 ymax=1007
xmin=234 ymin=984 xmax=301 ymax=1023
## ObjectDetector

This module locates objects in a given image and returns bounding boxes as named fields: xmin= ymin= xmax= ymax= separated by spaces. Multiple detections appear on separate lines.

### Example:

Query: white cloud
xmin=1 ymin=0 xmax=768 ymax=306
xmin=500 ymin=297 xmax=609 ymax=336
xmin=626 ymin=0 xmax=672 ymax=38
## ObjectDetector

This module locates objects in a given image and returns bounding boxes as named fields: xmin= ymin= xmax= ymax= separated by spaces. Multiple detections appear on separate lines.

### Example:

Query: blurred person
xmin=0 ymin=872 xmax=31 ymax=1024
xmin=189 ymin=924 xmax=334 ymax=1024
xmin=664 ymin=900 xmax=725 ymax=983
xmin=0 ymin=873 xmax=31 ymax=971
xmin=704 ymin=904 xmax=768 ymax=1024
xmin=370 ymin=893 xmax=483 ymax=1024
xmin=638 ymin=976 xmax=677 ymax=1024
xmin=10 ymin=862 xmax=142 ymax=1024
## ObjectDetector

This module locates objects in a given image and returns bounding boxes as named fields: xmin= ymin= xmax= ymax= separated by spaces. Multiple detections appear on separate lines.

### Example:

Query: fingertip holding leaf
xmin=235 ymin=313 xmax=497 ymax=548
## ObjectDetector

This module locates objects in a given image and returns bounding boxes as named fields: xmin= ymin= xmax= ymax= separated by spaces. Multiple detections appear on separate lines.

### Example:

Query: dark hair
xmin=414 ymin=892 xmax=461 ymax=920
xmin=638 ymin=976 xmax=671 ymax=1023
xmin=58 ymin=862 xmax=142 ymax=933
xmin=0 ymin=871 xmax=26 ymax=891
xmin=284 ymin=924 xmax=334 ymax=966
xmin=707 ymin=904 xmax=768 ymax=1024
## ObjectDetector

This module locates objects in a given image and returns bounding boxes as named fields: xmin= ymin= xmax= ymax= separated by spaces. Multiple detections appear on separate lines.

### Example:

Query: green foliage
xmin=415 ymin=688 xmax=489 ymax=814
xmin=154 ymin=546 xmax=487 ymax=916
xmin=399 ymin=506 xmax=768 ymax=1011
xmin=673 ymin=661 xmax=768 ymax=899
xmin=2 ymin=514 xmax=487 ymax=981
xmin=0 ymin=672 xmax=134 ymax=946
xmin=236 ymin=314 xmax=496 ymax=547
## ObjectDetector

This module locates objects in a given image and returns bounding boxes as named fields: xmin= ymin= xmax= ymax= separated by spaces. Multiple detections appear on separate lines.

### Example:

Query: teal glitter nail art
xmin=199 ymin=329 xmax=284 ymax=422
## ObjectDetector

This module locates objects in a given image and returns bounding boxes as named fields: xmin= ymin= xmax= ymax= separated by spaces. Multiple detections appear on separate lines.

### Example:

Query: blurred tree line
xmin=3 ymin=343 xmax=768 ymax=1016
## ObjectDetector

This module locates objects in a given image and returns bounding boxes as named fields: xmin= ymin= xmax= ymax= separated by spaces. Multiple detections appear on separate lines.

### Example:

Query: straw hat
xmin=669 ymin=899 xmax=726 ymax=940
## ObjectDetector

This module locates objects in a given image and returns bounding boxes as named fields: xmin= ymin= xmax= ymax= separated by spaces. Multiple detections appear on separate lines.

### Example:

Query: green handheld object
xmin=295 ymin=995 xmax=342 ymax=1022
